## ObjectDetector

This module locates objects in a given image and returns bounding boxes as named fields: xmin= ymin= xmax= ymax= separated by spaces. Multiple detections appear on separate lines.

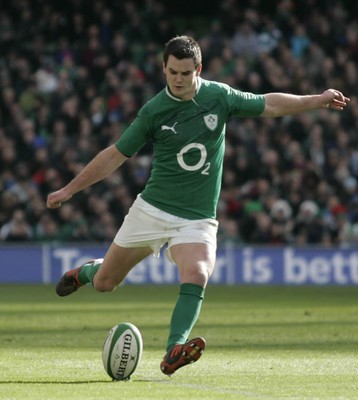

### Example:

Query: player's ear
xmin=196 ymin=65 xmax=202 ymax=76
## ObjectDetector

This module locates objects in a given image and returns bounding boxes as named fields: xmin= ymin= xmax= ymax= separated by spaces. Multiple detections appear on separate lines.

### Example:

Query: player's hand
xmin=46 ymin=189 xmax=72 ymax=209
xmin=323 ymin=89 xmax=350 ymax=110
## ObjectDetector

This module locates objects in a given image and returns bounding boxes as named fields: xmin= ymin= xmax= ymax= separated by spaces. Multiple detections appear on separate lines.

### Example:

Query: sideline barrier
xmin=1 ymin=244 xmax=358 ymax=285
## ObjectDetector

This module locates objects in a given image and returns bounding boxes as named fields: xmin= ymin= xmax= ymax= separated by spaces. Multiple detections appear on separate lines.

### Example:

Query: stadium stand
xmin=1 ymin=0 xmax=358 ymax=247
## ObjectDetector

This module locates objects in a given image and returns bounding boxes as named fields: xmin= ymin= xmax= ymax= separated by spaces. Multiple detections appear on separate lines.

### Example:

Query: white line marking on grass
xmin=160 ymin=380 xmax=274 ymax=399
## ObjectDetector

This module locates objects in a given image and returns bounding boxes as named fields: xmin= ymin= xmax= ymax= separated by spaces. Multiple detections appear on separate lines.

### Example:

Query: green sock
xmin=77 ymin=259 xmax=102 ymax=285
xmin=166 ymin=283 xmax=205 ymax=351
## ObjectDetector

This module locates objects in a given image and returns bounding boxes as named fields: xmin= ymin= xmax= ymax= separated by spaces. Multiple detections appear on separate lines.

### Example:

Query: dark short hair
xmin=163 ymin=35 xmax=202 ymax=68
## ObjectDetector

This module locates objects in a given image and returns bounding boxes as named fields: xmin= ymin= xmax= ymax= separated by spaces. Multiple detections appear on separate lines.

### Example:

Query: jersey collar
xmin=165 ymin=77 xmax=202 ymax=101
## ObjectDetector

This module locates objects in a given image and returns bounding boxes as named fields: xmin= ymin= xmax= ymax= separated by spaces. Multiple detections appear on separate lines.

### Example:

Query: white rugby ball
xmin=102 ymin=322 xmax=143 ymax=381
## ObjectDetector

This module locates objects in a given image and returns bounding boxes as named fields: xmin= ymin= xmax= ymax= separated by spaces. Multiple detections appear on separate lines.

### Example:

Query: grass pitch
xmin=1 ymin=284 xmax=358 ymax=399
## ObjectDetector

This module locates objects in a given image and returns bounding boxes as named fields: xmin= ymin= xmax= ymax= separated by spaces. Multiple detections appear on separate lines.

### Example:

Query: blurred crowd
xmin=1 ymin=0 xmax=358 ymax=247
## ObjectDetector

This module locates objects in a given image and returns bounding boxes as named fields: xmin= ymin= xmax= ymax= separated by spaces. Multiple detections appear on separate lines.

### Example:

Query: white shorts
xmin=114 ymin=195 xmax=218 ymax=263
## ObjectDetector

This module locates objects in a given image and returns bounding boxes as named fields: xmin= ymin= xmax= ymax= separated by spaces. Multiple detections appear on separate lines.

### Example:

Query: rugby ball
xmin=102 ymin=322 xmax=143 ymax=381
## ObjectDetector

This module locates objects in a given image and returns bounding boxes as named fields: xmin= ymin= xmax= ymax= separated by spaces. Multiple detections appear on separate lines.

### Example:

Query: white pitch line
xmin=159 ymin=380 xmax=276 ymax=399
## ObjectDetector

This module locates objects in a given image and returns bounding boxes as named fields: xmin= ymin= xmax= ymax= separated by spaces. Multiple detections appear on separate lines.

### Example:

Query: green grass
xmin=1 ymin=284 xmax=358 ymax=399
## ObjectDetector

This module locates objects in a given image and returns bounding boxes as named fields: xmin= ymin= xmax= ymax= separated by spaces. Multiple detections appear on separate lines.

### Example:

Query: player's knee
xmin=196 ymin=269 xmax=210 ymax=287
xmin=181 ymin=265 xmax=210 ymax=287
xmin=93 ymin=276 xmax=119 ymax=292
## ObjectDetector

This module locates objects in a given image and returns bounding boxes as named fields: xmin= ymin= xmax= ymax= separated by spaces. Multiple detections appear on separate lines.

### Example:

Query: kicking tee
xmin=115 ymin=77 xmax=265 ymax=220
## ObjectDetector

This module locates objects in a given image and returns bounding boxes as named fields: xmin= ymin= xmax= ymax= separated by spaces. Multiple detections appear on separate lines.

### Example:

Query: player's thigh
xmin=169 ymin=242 xmax=216 ymax=287
xmin=94 ymin=242 xmax=153 ymax=287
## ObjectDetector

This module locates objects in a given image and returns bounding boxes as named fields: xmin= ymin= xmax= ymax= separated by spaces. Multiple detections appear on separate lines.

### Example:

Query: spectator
xmin=0 ymin=209 xmax=33 ymax=242
xmin=0 ymin=0 xmax=357 ymax=248
xmin=231 ymin=22 xmax=259 ymax=58
xmin=33 ymin=213 xmax=60 ymax=242
xmin=292 ymin=200 xmax=323 ymax=244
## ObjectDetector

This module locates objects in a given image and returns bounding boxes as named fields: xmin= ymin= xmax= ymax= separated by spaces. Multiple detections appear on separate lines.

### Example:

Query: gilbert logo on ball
xmin=102 ymin=322 xmax=143 ymax=381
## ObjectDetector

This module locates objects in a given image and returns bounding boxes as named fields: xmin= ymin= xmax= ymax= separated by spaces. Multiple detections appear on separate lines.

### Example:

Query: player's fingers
xmin=46 ymin=195 xmax=62 ymax=208
xmin=332 ymin=90 xmax=350 ymax=103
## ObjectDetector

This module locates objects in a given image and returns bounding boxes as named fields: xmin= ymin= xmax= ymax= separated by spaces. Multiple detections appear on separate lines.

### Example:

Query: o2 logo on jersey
xmin=177 ymin=143 xmax=210 ymax=175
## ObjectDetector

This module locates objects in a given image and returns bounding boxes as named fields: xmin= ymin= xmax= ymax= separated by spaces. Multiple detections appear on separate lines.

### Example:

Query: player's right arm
xmin=46 ymin=145 xmax=128 ymax=209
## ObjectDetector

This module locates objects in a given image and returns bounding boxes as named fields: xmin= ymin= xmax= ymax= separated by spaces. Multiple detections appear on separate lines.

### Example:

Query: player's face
xmin=163 ymin=55 xmax=202 ymax=100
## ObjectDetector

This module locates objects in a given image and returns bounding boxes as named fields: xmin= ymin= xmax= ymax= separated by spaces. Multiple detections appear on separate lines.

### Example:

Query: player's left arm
xmin=261 ymin=89 xmax=350 ymax=117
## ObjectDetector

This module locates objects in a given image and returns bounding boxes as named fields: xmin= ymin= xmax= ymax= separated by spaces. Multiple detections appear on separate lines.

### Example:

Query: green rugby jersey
xmin=115 ymin=77 xmax=265 ymax=220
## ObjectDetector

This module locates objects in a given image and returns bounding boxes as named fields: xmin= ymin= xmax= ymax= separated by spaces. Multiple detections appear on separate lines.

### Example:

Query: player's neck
xmin=166 ymin=77 xmax=200 ymax=101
